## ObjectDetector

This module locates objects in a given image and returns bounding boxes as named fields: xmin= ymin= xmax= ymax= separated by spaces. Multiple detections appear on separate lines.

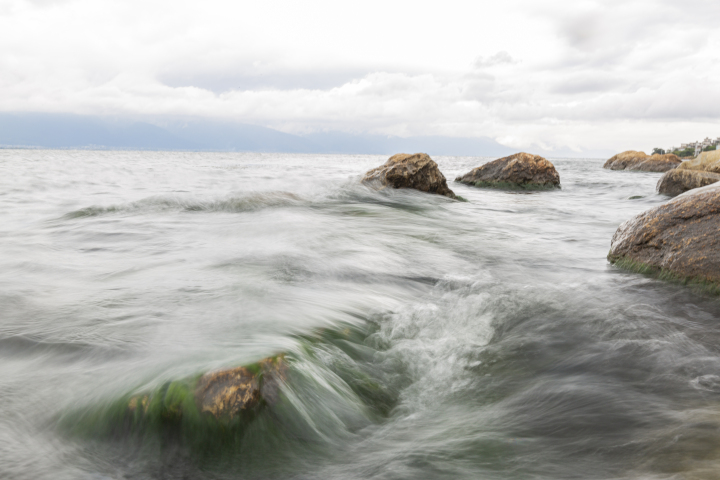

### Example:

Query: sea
xmin=2 ymin=149 xmax=720 ymax=480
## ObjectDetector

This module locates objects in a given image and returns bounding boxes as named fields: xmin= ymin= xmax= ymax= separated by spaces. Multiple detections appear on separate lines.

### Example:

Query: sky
xmin=1 ymin=0 xmax=720 ymax=155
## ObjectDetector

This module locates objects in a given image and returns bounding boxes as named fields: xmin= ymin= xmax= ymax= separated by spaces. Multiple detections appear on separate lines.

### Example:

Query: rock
xmin=194 ymin=356 xmax=286 ymax=419
xmin=657 ymin=169 xmax=720 ymax=196
xmin=125 ymin=355 xmax=286 ymax=425
xmin=196 ymin=356 xmax=285 ymax=419
xmin=363 ymin=153 xmax=456 ymax=198
xmin=603 ymin=151 xmax=681 ymax=172
xmin=676 ymin=150 xmax=720 ymax=173
xmin=454 ymin=152 xmax=560 ymax=190
xmin=608 ymin=184 xmax=720 ymax=289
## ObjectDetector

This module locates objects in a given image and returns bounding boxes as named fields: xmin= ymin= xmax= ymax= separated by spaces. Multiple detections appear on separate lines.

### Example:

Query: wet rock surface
xmin=603 ymin=151 xmax=681 ymax=172
xmin=195 ymin=357 xmax=286 ymax=419
xmin=195 ymin=366 xmax=261 ymax=418
xmin=455 ymin=152 xmax=560 ymax=190
xmin=363 ymin=153 xmax=456 ymax=198
xmin=657 ymin=169 xmax=720 ymax=197
xmin=609 ymin=184 xmax=720 ymax=287
xmin=123 ymin=355 xmax=286 ymax=428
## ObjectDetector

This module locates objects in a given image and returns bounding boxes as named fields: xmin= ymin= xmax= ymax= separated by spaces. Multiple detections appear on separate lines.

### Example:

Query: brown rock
xmin=454 ymin=152 xmax=560 ymax=190
xmin=676 ymin=150 xmax=720 ymax=173
xmin=603 ymin=151 xmax=681 ymax=172
xmin=363 ymin=153 xmax=456 ymax=198
xmin=194 ymin=356 xmax=286 ymax=419
xmin=657 ymin=169 xmax=720 ymax=197
xmin=608 ymin=184 xmax=720 ymax=287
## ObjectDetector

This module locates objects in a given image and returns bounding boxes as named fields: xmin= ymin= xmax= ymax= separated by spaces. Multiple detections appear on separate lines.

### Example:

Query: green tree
xmin=652 ymin=148 xmax=666 ymax=155
xmin=672 ymin=147 xmax=695 ymax=157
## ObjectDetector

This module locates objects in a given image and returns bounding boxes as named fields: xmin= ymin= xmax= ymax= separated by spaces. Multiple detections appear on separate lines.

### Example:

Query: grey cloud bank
xmin=1 ymin=0 xmax=719 ymax=155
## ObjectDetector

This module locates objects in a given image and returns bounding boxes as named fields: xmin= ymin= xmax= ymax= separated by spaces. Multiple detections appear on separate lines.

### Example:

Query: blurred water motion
xmin=1 ymin=150 xmax=720 ymax=479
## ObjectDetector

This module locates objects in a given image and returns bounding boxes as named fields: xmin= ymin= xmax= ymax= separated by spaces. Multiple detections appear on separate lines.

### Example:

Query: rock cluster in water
xmin=609 ymin=184 xmax=720 ymax=289
xmin=455 ymin=152 xmax=560 ymax=190
xmin=363 ymin=153 xmax=456 ymax=198
xmin=657 ymin=151 xmax=720 ymax=196
xmin=603 ymin=151 xmax=681 ymax=172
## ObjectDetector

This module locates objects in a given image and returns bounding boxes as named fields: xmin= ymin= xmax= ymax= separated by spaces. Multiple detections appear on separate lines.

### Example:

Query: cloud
xmin=0 ymin=0 xmax=719 ymax=154
xmin=473 ymin=51 xmax=517 ymax=69
xmin=158 ymin=68 xmax=372 ymax=93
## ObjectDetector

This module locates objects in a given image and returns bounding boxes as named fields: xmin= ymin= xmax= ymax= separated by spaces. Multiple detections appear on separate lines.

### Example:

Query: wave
xmin=0 ymin=334 xmax=127 ymax=363
xmin=61 ymin=191 xmax=306 ymax=219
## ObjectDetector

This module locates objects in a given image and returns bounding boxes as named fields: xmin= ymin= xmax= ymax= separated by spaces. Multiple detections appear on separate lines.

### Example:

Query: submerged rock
xmin=362 ymin=153 xmax=456 ymax=198
xmin=123 ymin=355 xmax=286 ymax=430
xmin=195 ymin=357 xmax=285 ymax=419
xmin=608 ymin=184 xmax=720 ymax=290
xmin=657 ymin=169 xmax=720 ymax=197
xmin=603 ymin=151 xmax=681 ymax=172
xmin=455 ymin=152 xmax=560 ymax=190
xmin=60 ymin=319 xmax=408 ymax=460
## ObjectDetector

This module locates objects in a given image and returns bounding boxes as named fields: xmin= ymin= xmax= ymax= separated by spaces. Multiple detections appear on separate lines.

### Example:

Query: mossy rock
xmin=60 ymin=322 xmax=400 ymax=456
xmin=62 ymin=355 xmax=286 ymax=448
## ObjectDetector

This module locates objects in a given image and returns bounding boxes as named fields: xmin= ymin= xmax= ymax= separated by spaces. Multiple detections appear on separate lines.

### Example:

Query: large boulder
xmin=676 ymin=150 xmax=720 ymax=173
xmin=454 ymin=152 xmax=560 ymax=190
xmin=608 ymin=184 xmax=720 ymax=289
xmin=657 ymin=169 xmax=720 ymax=196
xmin=363 ymin=153 xmax=456 ymax=198
xmin=603 ymin=151 xmax=681 ymax=172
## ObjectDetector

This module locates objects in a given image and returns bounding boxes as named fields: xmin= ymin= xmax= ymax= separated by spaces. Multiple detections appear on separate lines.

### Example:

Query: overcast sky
xmin=1 ymin=0 xmax=720 ymax=154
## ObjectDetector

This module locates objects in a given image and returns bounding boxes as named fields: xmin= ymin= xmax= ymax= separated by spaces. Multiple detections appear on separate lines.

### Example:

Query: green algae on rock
xmin=64 ymin=354 xmax=287 ymax=446
xmin=60 ymin=321 xmax=400 ymax=456
xmin=608 ymin=184 xmax=720 ymax=291
xmin=363 ymin=153 xmax=456 ymax=199
xmin=455 ymin=152 xmax=560 ymax=190
xmin=293 ymin=323 xmax=401 ymax=418
xmin=608 ymin=255 xmax=720 ymax=295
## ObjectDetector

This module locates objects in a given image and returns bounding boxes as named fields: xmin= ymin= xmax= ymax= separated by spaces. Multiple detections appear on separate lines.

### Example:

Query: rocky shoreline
xmin=360 ymin=148 xmax=720 ymax=295
xmin=67 ymin=147 xmax=720 ymax=452
xmin=602 ymin=149 xmax=720 ymax=292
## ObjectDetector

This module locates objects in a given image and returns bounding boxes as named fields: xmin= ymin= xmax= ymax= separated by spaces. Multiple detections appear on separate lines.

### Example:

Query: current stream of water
xmin=2 ymin=149 xmax=720 ymax=479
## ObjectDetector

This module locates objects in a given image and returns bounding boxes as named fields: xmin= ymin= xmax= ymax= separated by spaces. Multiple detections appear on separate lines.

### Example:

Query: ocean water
xmin=1 ymin=149 xmax=720 ymax=480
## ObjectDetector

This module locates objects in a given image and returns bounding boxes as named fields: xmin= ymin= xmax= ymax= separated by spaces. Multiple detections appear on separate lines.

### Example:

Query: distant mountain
xmin=0 ymin=112 xmax=513 ymax=157
xmin=0 ymin=113 xmax=198 ymax=150
xmin=302 ymin=132 xmax=515 ymax=157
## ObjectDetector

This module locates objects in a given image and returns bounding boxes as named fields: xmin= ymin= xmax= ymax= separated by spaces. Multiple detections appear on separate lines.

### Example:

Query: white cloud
xmin=0 ymin=0 xmax=719 ymax=153
xmin=473 ymin=51 xmax=518 ymax=69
